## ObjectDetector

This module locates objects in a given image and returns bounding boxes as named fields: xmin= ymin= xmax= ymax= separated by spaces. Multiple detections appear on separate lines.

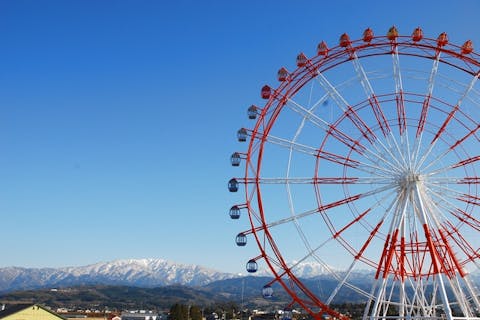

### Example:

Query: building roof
xmin=0 ymin=304 xmax=67 ymax=320
xmin=120 ymin=311 xmax=158 ymax=318
xmin=0 ymin=304 xmax=33 ymax=318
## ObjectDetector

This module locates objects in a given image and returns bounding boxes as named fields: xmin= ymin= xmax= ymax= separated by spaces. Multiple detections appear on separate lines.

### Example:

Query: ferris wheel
xmin=228 ymin=26 xmax=480 ymax=320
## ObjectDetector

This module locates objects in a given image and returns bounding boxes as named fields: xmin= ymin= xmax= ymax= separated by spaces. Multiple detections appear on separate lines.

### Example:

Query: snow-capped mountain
xmin=290 ymin=261 xmax=334 ymax=278
xmin=0 ymin=258 xmax=237 ymax=293
xmin=254 ymin=260 xmax=338 ymax=278
xmin=0 ymin=258 xmax=371 ymax=293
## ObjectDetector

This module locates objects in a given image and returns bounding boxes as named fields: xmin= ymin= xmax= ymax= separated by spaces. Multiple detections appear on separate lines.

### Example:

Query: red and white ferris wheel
xmin=229 ymin=27 xmax=480 ymax=320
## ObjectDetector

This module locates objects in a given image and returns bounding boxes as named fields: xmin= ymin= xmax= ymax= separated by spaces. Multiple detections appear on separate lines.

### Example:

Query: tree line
xmin=168 ymin=302 xmax=239 ymax=320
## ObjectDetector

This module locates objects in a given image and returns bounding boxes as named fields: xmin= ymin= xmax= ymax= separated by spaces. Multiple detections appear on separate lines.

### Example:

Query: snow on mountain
xmin=0 ymin=258 xmax=374 ymax=293
xmin=0 ymin=258 xmax=237 ymax=293
xmin=254 ymin=260 xmax=337 ymax=278
xmin=290 ymin=261 xmax=333 ymax=278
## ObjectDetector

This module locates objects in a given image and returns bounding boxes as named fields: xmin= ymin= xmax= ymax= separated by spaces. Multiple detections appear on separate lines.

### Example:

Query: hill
xmin=0 ymin=275 xmax=371 ymax=311
xmin=0 ymin=285 xmax=222 ymax=310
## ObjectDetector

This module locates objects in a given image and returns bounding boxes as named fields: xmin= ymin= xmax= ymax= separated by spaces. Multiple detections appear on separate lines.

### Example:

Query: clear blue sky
xmin=1 ymin=0 xmax=479 ymax=274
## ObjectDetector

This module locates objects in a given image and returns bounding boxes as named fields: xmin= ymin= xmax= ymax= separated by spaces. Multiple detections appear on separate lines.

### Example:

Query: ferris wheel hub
xmin=398 ymin=171 xmax=423 ymax=189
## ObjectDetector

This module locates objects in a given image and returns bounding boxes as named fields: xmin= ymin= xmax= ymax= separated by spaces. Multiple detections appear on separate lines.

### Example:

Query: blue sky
xmin=1 ymin=0 xmax=479 ymax=274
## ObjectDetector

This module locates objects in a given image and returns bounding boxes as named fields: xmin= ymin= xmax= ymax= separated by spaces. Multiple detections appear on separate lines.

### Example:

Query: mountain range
xmin=0 ymin=258 xmax=341 ymax=293
xmin=0 ymin=259 xmax=236 ymax=292
xmin=0 ymin=257 xmax=369 ymax=310
xmin=1 ymin=259 xmax=479 ymax=311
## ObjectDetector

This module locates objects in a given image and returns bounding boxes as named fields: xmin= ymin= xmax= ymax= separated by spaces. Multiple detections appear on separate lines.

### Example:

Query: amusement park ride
xmin=228 ymin=27 xmax=480 ymax=320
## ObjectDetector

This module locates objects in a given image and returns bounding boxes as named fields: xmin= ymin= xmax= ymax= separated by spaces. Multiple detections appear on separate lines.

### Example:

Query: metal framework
xmin=229 ymin=27 xmax=480 ymax=320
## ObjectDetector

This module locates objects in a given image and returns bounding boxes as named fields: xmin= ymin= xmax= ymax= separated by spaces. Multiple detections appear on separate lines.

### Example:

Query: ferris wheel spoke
xmin=442 ymin=220 xmax=480 ymax=262
xmin=367 ymin=130 xmax=410 ymax=172
xmin=285 ymin=192 xmax=393 ymax=277
xmin=392 ymin=43 xmax=407 ymax=138
xmin=412 ymin=187 xmax=456 ymax=318
xmin=375 ymin=195 xmax=412 ymax=279
xmin=325 ymin=258 xmax=372 ymax=304
xmin=263 ymin=133 xmax=361 ymax=169
xmin=412 ymin=52 xmax=442 ymax=170
xmin=416 ymin=72 xmax=480 ymax=171
xmin=425 ymin=184 xmax=467 ymax=211
xmin=350 ymin=51 xmax=391 ymax=137
xmin=260 ymin=130 xmax=412 ymax=178
xmin=463 ymin=276 xmax=480 ymax=312
xmin=250 ymin=176 xmax=395 ymax=185
xmin=318 ymin=183 xmax=395 ymax=213
xmin=417 ymin=127 xmax=480 ymax=174
xmin=264 ymin=133 xmax=320 ymax=156
xmin=296 ymin=264 xmax=374 ymax=305
xmin=285 ymin=97 xmax=368 ymax=154
xmin=308 ymin=73 xmax=411 ymax=172
xmin=426 ymin=187 xmax=480 ymax=232
xmin=420 ymin=190 xmax=455 ymax=231
xmin=258 ymin=125 xmax=415 ymax=177
xmin=427 ymin=176 xmax=480 ymax=185
xmin=286 ymin=94 xmax=408 ymax=173
xmin=456 ymin=193 xmax=480 ymax=206
xmin=449 ymin=209 xmax=480 ymax=232
xmin=416 ymin=206 xmax=478 ymax=278
xmin=450 ymin=123 xmax=480 ymax=150
xmin=429 ymin=180 xmax=480 ymax=227
xmin=265 ymin=208 xmax=321 ymax=229
xmin=426 ymin=155 xmax=480 ymax=177
xmin=415 ymin=51 xmax=441 ymax=138
xmin=284 ymin=95 xmax=334 ymax=131
xmin=391 ymin=45 xmax=420 ymax=181
xmin=453 ymin=176 xmax=480 ymax=184
xmin=288 ymin=246 xmax=374 ymax=301
xmin=332 ymin=187 xmax=398 ymax=241
xmin=314 ymin=72 xmax=377 ymax=144
xmin=426 ymin=184 xmax=478 ymax=214
xmin=431 ymin=72 xmax=480 ymax=145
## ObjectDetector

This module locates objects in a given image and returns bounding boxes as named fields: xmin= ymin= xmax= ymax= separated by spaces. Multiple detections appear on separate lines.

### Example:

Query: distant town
xmin=0 ymin=302 xmax=365 ymax=320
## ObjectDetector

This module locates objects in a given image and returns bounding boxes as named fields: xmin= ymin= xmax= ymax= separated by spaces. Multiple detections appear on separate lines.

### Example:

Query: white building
xmin=121 ymin=311 xmax=158 ymax=320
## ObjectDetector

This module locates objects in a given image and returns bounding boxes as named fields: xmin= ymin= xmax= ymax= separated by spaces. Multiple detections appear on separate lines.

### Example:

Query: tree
xmin=169 ymin=303 xmax=188 ymax=320
xmin=190 ymin=305 xmax=202 ymax=320
xmin=203 ymin=302 xmax=240 ymax=320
